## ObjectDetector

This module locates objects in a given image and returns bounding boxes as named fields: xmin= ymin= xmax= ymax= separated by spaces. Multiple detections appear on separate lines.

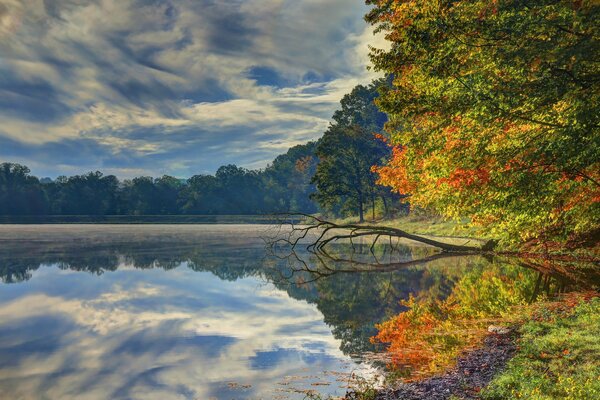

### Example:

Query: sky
xmin=0 ymin=0 xmax=385 ymax=178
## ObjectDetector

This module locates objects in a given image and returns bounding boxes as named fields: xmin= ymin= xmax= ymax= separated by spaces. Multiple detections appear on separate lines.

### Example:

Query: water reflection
xmin=0 ymin=225 xmax=597 ymax=399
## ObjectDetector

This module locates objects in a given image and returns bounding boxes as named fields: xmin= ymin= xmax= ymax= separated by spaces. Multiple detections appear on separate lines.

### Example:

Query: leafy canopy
xmin=366 ymin=0 xmax=600 ymax=242
xmin=312 ymin=78 xmax=400 ymax=221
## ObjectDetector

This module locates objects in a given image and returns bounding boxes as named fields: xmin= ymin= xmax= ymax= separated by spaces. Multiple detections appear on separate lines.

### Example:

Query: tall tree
xmin=366 ymin=0 xmax=600 ymax=242
xmin=214 ymin=165 xmax=266 ymax=214
xmin=180 ymin=174 xmax=220 ymax=214
xmin=154 ymin=175 xmax=184 ymax=214
xmin=312 ymin=79 xmax=396 ymax=222
xmin=119 ymin=177 xmax=157 ymax=215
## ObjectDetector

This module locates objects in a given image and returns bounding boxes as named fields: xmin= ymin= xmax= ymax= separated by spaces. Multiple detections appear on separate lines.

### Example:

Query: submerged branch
xmin=263 ymin=213 xmax=497 ymax=275
xmin=271 ymin=213 xmax=495 ymax=254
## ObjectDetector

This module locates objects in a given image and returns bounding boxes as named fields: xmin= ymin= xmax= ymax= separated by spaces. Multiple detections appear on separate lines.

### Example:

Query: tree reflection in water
xmin=1 ymin=234 xmax=596 ymax=370
xmin=270 ymin=239 xmax=599 ymax=377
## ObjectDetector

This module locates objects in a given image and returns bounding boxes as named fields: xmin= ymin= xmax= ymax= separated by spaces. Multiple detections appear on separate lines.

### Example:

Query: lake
xmin=0 ymin=225 xmax=596 ymax=400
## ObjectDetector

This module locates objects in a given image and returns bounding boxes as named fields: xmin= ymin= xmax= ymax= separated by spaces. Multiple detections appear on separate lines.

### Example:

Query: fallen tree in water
xmin=270 ymin=213 xmax=497 ymax=254
xmin=264 ymin=214 xmax=499 ymax=276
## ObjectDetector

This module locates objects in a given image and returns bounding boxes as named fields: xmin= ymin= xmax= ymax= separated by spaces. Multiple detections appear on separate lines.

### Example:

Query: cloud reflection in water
xmin=0 ymin=262 xmax=375 ymax=400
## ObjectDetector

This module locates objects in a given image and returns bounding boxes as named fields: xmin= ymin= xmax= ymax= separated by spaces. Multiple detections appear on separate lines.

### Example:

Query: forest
xmin=0 ymin=78 xmax=403 ymax=219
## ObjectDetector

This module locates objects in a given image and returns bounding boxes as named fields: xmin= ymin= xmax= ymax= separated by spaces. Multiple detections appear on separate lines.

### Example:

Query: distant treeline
xmin=0 ymin=143 xmax=317 ymax=216
xmin=0 ymin=78 xmax=405 ymax=219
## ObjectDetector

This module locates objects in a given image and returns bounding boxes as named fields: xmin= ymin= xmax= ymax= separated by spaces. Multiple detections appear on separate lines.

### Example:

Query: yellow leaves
xmin=552 ymin=100 xmax=572 ymax=115
xmin=371 ymin=265 xmax=543 ymax=380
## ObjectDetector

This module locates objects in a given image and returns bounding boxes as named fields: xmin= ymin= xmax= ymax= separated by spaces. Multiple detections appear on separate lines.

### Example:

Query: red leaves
xmin=439 ymin=168 xmax=491 ymax=189
xmin=294 ymin=156 xmax=314 ymax=174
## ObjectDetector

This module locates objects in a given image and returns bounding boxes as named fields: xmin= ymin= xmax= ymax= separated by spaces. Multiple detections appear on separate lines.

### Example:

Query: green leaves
xmin=366 ymin=0 xmax=600 ymax=244
xmin=312 ymin=79 xmax=400 ymax=221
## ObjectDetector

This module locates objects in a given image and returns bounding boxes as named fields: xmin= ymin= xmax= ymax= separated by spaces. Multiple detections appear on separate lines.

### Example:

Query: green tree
xmin=51 ymin=171 xmax=118 ymax=215
xmin=118 ymin=175 xmax=182 ymax=215
xmin=214 ymin=165 xmax=266 ymax=214
xmin=118 ymin=177 xmax=155 ymax=215
xmin=180 ymin=174 xmax=221 ymax=214
xmin=154 ymin=175 xmax=184 ymax=214
xmin=0 ymin=163 xmax=48 ymax=215
xmin=262 ymin=142 xmax=318 ymax=213
xmin=312 ymin=79 xmax=396 ymax=221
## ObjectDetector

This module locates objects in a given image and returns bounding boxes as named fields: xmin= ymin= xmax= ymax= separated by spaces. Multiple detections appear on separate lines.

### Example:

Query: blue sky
xmin=0 ymin=0 xmax=385 ymax=178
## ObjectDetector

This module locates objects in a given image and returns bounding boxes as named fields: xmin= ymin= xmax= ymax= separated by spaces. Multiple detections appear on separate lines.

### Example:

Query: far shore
xmin=0 ymin=214 xmax=304 ymax=224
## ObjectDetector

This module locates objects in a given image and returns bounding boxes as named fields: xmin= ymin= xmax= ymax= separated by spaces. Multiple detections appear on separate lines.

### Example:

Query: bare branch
xmin=265 ymin=214 xmax=496 ymax=274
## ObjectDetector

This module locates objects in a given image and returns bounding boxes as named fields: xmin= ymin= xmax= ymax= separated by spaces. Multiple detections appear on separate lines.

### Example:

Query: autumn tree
xmin=366 ymin=0 xmax=600 ymax=242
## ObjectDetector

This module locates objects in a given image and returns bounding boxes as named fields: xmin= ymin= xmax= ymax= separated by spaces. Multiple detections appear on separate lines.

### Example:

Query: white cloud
xmin=0 ymin=0 xmax=387 ymax=177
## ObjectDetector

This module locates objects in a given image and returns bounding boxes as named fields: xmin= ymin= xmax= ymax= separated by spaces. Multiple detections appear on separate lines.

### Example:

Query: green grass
xmin=481 ymin=296 xmax=600 ymax=400
xmin=332 ymin=214 xmax=482 ymax=238
xmin=378 ymin=215 xmax=481 ymax=238
xmin=332 ymin=214 xmax=600 ymax=256
xmin=330 ymin=214 xmax=491 ymax=250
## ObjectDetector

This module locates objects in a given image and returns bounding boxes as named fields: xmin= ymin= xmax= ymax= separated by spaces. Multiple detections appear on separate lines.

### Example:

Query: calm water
xmin=0 ymin=225 xmax=596 ymax=400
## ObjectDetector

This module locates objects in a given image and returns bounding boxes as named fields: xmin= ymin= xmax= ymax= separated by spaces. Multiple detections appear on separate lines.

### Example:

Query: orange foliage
xmin=371 ymin=266 xmax=543 ymax=380
xmin=365 ymin=0 xmax=600 ymax=242
xmin=373 ymin=132 xmax=388 ymax=143
xmin=440 ymin=168 xmax=491 ymax=189
xmin=372 ymin=146 xmax=416 ymax=195
xmin=371 ymin=297 xmax=440 ymax=375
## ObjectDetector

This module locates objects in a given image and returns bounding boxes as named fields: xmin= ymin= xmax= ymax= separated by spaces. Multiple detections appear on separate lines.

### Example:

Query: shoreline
xmin=0 ymin=215 xmax=306 ymax=225
xmin=346 ymin=292 xmax=599 ymax=400
xmin=356 ymin=332 xmax=517 ymax=400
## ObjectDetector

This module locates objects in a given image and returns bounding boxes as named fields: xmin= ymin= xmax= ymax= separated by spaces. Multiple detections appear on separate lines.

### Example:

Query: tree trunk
xmin=371 ymin=193 xmax=375 ymax=221
xmin=381 ymin=195 xmax=388 ymax=217
xmin=269 ymin=214 xmax=498 ymax=264
xmin=358 ymin=192 xmax=364 ymax=223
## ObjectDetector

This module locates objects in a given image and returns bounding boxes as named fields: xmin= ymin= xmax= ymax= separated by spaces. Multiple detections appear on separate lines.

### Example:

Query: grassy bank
xmin=332 ymin=214 xmax=481 ymax=238
xmin=332 ymin=214 xmax=599 ymax=258
xmin=481 ymin=293 xmax=600 ymax=400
